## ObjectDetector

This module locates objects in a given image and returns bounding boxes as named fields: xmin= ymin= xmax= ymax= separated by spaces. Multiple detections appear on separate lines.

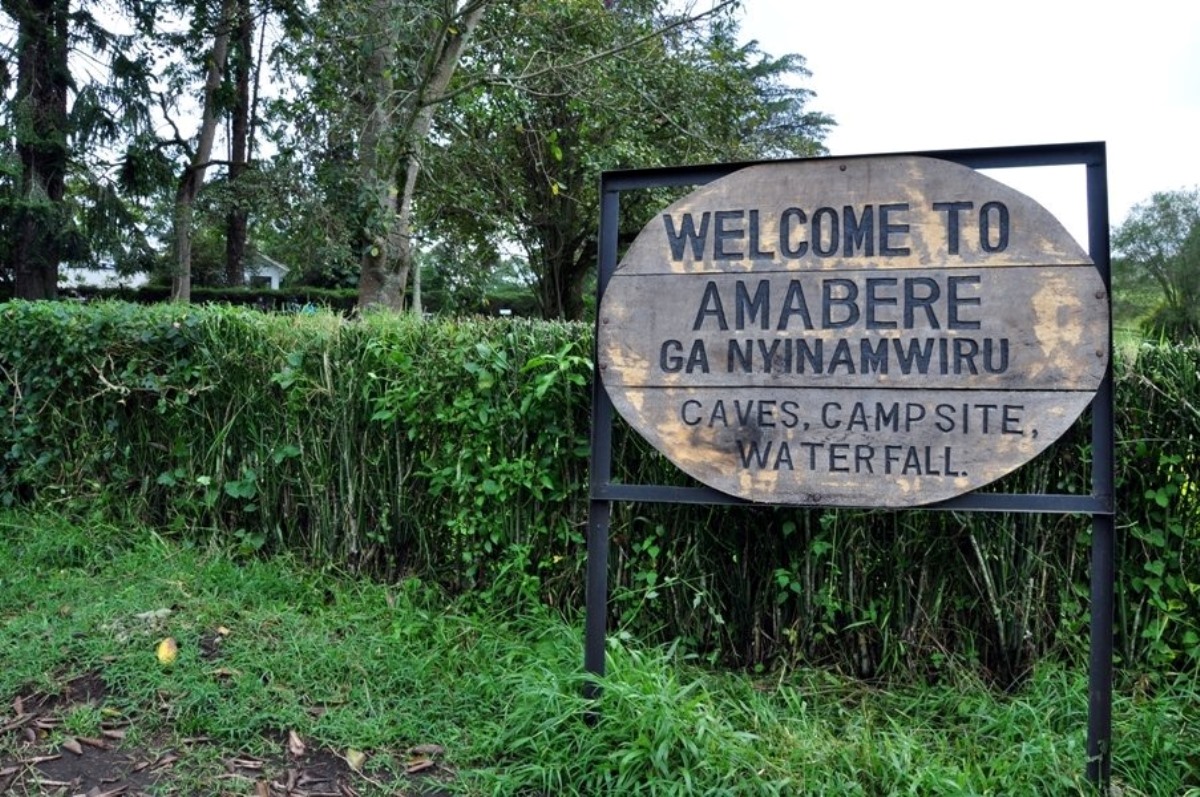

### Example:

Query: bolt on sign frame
xmin=586 ymin=142 xmax=1115 ymax=787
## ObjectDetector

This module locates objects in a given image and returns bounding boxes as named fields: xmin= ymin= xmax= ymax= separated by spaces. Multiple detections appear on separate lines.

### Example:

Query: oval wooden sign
xmin=597 ymin=156 xmax=1109 ymax=507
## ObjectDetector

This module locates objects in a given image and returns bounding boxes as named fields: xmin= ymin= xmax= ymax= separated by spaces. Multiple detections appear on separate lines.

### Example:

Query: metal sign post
xmin=585 ymin=142 xmax=1115 ymax=787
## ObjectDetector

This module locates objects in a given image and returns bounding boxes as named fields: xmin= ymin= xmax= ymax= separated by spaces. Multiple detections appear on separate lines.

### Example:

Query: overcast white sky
xmin=738 ymin=0 xmax=1200 ymax=246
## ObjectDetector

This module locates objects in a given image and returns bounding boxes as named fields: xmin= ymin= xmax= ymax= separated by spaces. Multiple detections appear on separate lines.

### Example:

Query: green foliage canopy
xmin=423 ymin=0 xmax=833 ymax=319
xmin=1113 ymin=186 xmax=1200 ymax=340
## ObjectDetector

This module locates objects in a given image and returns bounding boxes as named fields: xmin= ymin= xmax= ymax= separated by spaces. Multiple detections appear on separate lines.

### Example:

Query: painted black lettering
xmin=737 ymin=439 xmax=771 ymax=469
xmin=693 ymin=281 xmax=727 ymax=330
xmin=983 ymin=338 xmax=1009 ymax=373
xmin=821 ymin=402 xmax=841 ymax=429
xmin=1003 ymin=404 xmax=1024 ymax=434
xmin=758 ymin=400 xmax=777 ymax=428
xmin=980 ymin=201 xmax=1010 ymax=252
xmin=781 ymin=400 xmax=801 ymax=429
xmin=875 ymin=402 xmax=899 ymax=432
xmin=681 ymin=399 xmax=702 ymax=425
xmin=879 ymin=203 xmax=911 ymax=256
xmin=757 ymin=338 xmax=786 ymax=373
xmin=773 ymin=442 xmax=794 ymax=471
xmin=953 ymin=338 xmax=980 ymax=375
xmin=685 ymin=340 xmax=710 ymax=373
xmin=796 ymin=339 xmax=823 ymax=373
xmin=905 ymin=403 xmax=926 ymax=432
xmin=728 ymin=339 xmax=752 ymax=373
xmin=904 ymin=278 xmax=940 ymax=328
xmin=855 ymin=445 xmax=875 ymax=474
xmin=843 ymin=205 xmax=875 ymax=256
xmin=660 ymin=339 xmax=684 ymax=372
xmin=714 ymin=210 xmax=745 ymax=260
xmin=828 ymin=338 xmax=855 ymax=373
xmin=822 ymin=279 xmax=860 ymax=328
xmin=934 ymin=403 xmax=956 ymax=433
xmin=799 ymin=442 xmax=821 ymax=470
xmin=734 ymin=400 xmax=754 ymax=426
xmin=778 ymin=280 xmax=815 ymax=330
xmin=893 ymin=338 xmax=935 ymax=374
xmin=932 ymin=201 xmax=973 ymax=255
xmin=749 ymin=209 xmax=775 ymax=260
xmin=664 ymin=212 xmax=710 ymax=261
xmin=829 ymin=444 xmax=851 ymax=472
xmin=947 ymin=276 xmax=982 ymax=329
xmin=736 ymin=280 xmax=771 ymax=330
xmin=709 ymin=401 xmax=728 ymax=427
xmin=812 ymin=207 xmax=840 ymax=257
xmin=848 ymin=402 xmax=868 ymax=432
xmin=866 ymin=277 xmax=898 ymax=329
xmin=860 ymin=339 xmax=888 ymax=374
xmin=780 ymin=208 xmax=808 ymax=257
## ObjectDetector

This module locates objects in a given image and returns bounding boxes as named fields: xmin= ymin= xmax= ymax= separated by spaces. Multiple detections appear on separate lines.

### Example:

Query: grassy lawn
xmin=1 ymin=509 xmax=1197 ymax=795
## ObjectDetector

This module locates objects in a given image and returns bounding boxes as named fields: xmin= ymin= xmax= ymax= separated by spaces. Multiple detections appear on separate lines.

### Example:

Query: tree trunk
xmin=172 ymin=0 xmax=237 ymax=302
xmin=10 ymin=0 xmax=69 ymax=301
xmin=353 ymin=0 xmax=400 ymax=310
xmin=356 ymin=0 xmax=490 ymax=312
xmin=224 ymin=0 xmax=254 ymax=288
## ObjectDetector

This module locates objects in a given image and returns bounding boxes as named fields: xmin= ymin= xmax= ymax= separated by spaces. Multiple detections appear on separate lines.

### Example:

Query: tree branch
xmin=434 ymin=0 xmax=739 ymax=105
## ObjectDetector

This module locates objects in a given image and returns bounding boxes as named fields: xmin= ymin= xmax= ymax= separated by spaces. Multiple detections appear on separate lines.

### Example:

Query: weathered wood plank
xmin=608 ymin=386 xmax=1092 ymax=507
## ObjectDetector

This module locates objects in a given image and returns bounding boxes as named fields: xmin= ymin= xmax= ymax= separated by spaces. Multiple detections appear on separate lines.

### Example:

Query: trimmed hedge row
xmin=1 ymin=301 xmax=1197 ymax=681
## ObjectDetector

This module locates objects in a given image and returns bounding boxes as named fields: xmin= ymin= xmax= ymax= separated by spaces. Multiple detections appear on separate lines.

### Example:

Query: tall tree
xmin=168 ymin=0 xmax=237 ymax=302
xmin=278 ymin=0 xmax=494 ymax=310
xmin=223 ymin=0 xmax=254 ymax=287
xmin=424 ymin=0 xmax=831 ymax=319
xmin=1113 ymin=187 xmax=1200 ymax=340
xmin=2 ymin=0 xmax=163 ymax=296
xmin=353 ymin=0 xmax=490 ymax=311
xmin=4 ymin=0 xmax=70 ymax=299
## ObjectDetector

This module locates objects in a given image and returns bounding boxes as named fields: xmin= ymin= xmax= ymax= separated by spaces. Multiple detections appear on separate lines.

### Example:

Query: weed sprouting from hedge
xmin=2 ymin=301 xmax=1199 ymax=680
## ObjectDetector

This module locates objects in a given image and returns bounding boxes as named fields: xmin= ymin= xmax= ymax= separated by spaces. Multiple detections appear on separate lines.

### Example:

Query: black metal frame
xmin=585 ymin=142 xmax=1115 ymax=787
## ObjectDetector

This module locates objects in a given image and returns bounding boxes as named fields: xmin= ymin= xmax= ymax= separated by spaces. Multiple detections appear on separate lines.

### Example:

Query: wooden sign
xmin=597 ymin=156 xmax=1109 ymax=507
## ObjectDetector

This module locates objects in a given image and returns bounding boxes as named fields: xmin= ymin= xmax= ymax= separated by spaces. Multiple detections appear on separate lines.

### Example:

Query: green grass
xmin=2 ymin=509 xmax=1198 ymax=796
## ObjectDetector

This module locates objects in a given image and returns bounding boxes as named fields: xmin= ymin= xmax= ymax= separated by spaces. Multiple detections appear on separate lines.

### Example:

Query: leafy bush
xmin=2 ymin=300 xmax=1198 ymax=680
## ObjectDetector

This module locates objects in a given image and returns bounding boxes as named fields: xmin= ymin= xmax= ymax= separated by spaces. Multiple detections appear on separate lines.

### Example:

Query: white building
xmin=60 ymin=251 xmax=291 ymax=292
xmin=246 ymin=252 xmax=290 ymax=290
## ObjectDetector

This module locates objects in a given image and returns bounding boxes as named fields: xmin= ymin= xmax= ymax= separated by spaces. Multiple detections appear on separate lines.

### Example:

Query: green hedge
xmin=60 ymin=284 xmax=360 ymax=312
xmin=1 ymin=300 xmax=1197 ymax=682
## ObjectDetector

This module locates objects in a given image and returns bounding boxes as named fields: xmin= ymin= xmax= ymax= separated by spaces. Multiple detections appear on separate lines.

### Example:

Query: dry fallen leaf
xmin=156 ymin=637 xmax=179 ymax=666
xmin=287 ymin=729 xmax=306 ymax=758
xmin=91 ymin=787 xmax=129 ymax=797
xmin=408 ymin=743 xmax=445 ymax=758
xmin=345 ymin=748 xmax=366 ymax=772
xmin=62 ymin=738 xmax=83 ymax=756
xmin=405 ymin=757 xmax=435 ymax=775
xmin=151 ymin=752 xmax=180 ymax=770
